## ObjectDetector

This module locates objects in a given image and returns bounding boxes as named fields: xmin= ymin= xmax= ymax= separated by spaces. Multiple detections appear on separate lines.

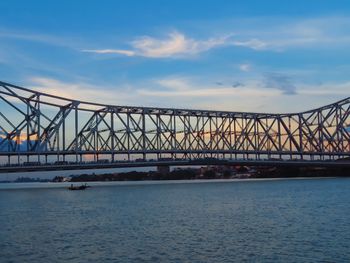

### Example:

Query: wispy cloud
xmin=82 ymin=49 xmax=135 ymax=56
xmin=141 ymin=76 xmax=277 ymax=98
xmin=264 ymin=73 xmax=297 ymax=95
xmin=0 ymin=29 xmax=82 ymax=49
xmin=148 ymin=75 xmax=350 ymax=100
xmin=232 ymin=39 xmax=267 ymax=50
xmin=26 ymin=76 xmax=280 ymax=109
xmin=232 ymin=81 xmax=244 ymax=88
xmin=234 ymin=16 xmax=350 ymax=51
xmin=298 ymin=81 xmax=350 ymax=96
xmin=21 ymin=75 xmax=350 ymax=113
xmin=239 ymin=63 xmax=251 ymax=72
xmin=145 ymin=76 xmax=350 ymax=112
xmin=81 ymin=16 xmax=350 ymax=60
xmin=27 ymin=77 xmax=133 ymax=106
xmin=3 ymin=16 xmax=350 ymax=61
xmin=83 ymin=31 xmax=231 ymax=58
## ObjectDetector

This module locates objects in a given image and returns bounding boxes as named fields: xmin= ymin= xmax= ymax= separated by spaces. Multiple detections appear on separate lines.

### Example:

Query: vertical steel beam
xmin=111 ymin=111 xmax=115 ymax=162
xmin=75 ymin=105 xmax=78 ymax=162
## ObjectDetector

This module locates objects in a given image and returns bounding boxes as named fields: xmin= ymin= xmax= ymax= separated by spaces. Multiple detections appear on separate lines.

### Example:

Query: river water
xmin=1 ymin=178 xmax=350 ymax=262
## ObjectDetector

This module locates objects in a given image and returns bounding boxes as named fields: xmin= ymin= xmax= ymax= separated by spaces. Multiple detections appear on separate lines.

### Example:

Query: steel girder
xmin=0 ymin=80 xmax=349 ymax=164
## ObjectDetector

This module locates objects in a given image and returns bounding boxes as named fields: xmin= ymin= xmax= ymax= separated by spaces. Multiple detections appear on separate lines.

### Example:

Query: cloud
xmin=239 ymin=63 xmax=251 ymax=72
xmin=27 ymin=77 xmax=133 ymax=107
xmin=232 ymin=81 xmax=244 ymax=88
xmin=297 ymin=82 xmax=350 ymax=96
xmin=82 ymin=31 xmax=231 ymax=58
xmin=264 ymin=73 xmax=297 ymax=95
xmin=0 ymin=29 xmax=82 ymax=49
xmin=155 ymin=76 xmax=190 ymax=91
xmin=232 ymin=39 xmax=267 ymax=50
xmin=238 ymin=16 xmax=350 ymax=51
xmin=17 ymin=76 xmax=278 ymax=112
xmin=82 ymin=49 xmax=135 ymax=56
xmin=4 ymin=15 xmax=350 ymax=62
xmin=24 ymin=76 xmax=264 ymax=110
xmin=16 ymin=75 xmax=350 ymax=114
xmin=81 ymin=16 xmax=350 ymax=61
xmin=140 ymin=77 xmax=277 ymax=98
xmin=212 ymin=81 xmax=245 ymax=88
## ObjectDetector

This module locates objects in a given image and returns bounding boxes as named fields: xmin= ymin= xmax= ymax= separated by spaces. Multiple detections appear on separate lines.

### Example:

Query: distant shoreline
xmin=0 ymin=176 xmax=345 ymax=189
xmin=2 ymin=174 xmax=349 ymax=184
xmin=1 ymin=164 xmax=349 ymax=184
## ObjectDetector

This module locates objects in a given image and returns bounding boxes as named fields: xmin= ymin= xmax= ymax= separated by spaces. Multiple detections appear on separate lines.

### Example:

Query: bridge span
xmin=0 ymin=80 xmax=349 ymax=173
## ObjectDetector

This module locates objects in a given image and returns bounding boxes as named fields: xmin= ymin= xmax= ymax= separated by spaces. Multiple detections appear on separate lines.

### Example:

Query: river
xmin=1 ymin=178 xmax=349 ymax=262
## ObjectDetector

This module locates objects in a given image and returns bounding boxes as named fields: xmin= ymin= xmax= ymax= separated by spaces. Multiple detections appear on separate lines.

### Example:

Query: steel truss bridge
xmin=0 ymin=80 xmax=349 ymax=173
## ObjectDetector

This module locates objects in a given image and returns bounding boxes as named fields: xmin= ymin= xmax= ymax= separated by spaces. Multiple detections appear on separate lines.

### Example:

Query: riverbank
xmin=64 ymin=165 xmax=350 ymax=182
xmin=2 ymin=165 xmax=349 ymax=184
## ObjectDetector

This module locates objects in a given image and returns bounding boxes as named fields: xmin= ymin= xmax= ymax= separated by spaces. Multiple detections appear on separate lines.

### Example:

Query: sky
xmin=1 ymin=0 xmax=350 ymax=113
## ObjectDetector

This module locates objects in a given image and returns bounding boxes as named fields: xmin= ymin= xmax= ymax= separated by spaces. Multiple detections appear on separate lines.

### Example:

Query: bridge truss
xmin=0 ymin=80 xmax=349 ymax=167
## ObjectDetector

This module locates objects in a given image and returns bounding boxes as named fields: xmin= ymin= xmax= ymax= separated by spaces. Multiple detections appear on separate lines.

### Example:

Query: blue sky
xmin=1 ymin=0 xmax=350 ymax=113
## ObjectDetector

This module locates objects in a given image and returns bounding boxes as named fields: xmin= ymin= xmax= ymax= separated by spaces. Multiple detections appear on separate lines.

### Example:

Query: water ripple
xmin=0 ymin=178 xmax=350 ymax=262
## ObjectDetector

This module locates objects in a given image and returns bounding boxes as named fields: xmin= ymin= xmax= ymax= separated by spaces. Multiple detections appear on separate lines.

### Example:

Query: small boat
xmin=68 ymin=183 xmax=90 ymax=190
